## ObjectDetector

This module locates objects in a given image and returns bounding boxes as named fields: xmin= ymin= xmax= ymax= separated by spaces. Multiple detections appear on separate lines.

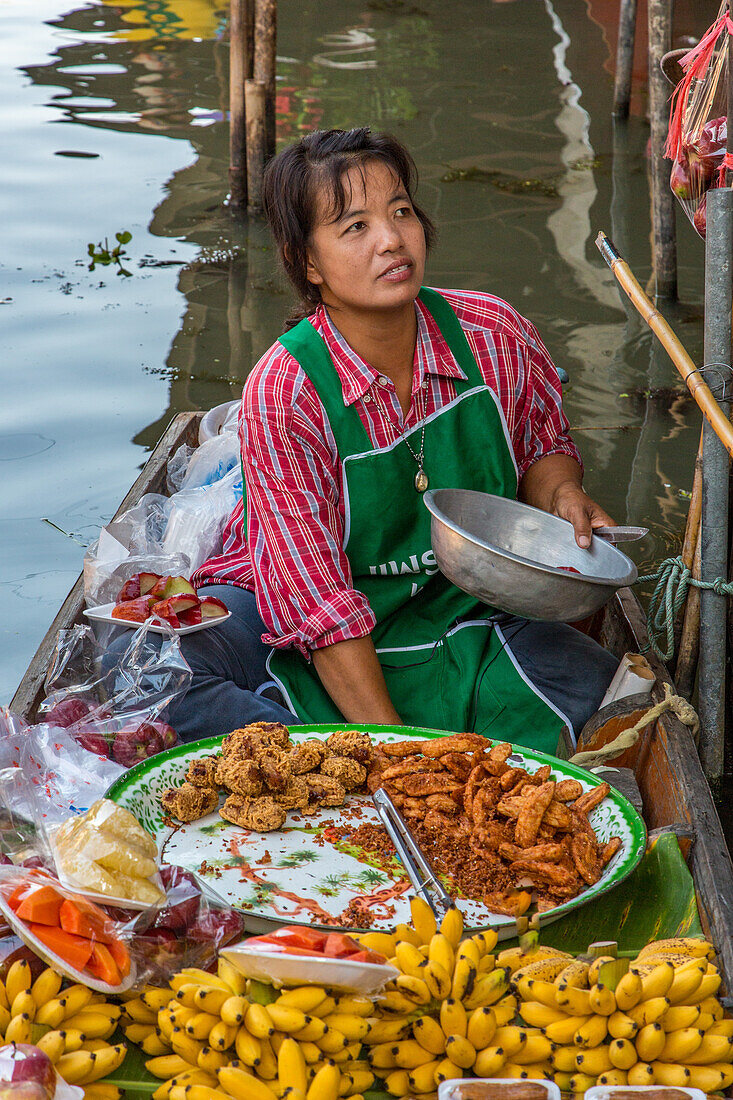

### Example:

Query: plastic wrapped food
xmin=83 ymin=799 xmax=158 ymax=858
xmin=665 ymin=0 xmax=733 ymax=238
xmin=438 ymin=1083 xmax=560 ymax=1100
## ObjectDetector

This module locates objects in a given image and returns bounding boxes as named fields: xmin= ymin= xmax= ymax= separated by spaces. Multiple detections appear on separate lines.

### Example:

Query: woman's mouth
xmin=379 ymin=261 xmax=413 ymax=283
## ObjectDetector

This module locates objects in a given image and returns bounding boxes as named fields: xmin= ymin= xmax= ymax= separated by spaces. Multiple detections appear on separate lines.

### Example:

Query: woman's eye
xmin=395 ymin=206 xmax=413 ymax=217
xmin=347 ymin=220 xmax=366 ymax=232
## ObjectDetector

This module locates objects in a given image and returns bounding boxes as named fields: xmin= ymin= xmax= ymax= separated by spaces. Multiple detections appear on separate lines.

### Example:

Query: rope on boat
xmin=569 ymin=683 xmax=700 ymax=768
xmin=636 ymin=554 xmax=733 ymax=662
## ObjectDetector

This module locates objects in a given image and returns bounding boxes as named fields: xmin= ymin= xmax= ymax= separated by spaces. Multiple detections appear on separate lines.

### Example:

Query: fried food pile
xmin=368 ymin=735 xmax=622 ymax=913
xmin=160 ymin=722 xmax=372 ymax=831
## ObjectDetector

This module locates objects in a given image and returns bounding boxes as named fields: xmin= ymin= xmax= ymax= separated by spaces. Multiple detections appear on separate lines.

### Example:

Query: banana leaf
xmin=109 ymin=833 xmax=701 ymax=1097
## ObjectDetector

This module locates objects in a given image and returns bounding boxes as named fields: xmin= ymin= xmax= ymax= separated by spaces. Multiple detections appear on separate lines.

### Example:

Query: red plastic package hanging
xmin=665 ymin=0 xmax=733 ymax=237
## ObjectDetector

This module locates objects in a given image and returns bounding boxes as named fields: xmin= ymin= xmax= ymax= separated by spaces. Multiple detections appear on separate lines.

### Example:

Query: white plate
xmin=0 ymin=890 xmax=136 ymax=994
xmin=221 ymin=943 xmax=398 ymax=993
xmin=84 ymin=602 xmax=231 ymax=635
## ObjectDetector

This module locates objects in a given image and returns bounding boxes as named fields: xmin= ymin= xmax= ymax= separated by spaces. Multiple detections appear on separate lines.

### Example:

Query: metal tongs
xmin=372 ymin=788 xmax=454 ymax=919
xmin=594 ymin=525 xmax=649 ymax=545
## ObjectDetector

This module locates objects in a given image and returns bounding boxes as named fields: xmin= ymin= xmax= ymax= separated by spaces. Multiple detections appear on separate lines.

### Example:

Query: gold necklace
xmin=402 ymin=382 xmax=428 ymax=492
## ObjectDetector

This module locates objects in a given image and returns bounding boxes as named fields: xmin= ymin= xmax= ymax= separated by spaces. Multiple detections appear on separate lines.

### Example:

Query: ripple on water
xmin=0 ymin=434 xmax=55 ymax=461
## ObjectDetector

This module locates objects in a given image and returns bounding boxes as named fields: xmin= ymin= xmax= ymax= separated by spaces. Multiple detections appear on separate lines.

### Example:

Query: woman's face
xmin=306 ymin=160 xmax=427 ymax=314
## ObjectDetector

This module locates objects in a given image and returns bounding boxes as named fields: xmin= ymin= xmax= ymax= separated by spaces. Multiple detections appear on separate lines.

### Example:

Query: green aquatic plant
xmin=87 ymin=230 xmax=133 ymax=276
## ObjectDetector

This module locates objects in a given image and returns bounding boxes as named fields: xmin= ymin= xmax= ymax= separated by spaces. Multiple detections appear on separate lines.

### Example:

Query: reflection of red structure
xmin=276 ymin=84 xmax=324 ymax=143
xmin=582 ymin=0 xmax=720 ymax=116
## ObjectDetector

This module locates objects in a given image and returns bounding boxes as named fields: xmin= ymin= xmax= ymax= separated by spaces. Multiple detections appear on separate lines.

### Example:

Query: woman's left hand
xmin=549 ymin=482 xmax=615 ymax=549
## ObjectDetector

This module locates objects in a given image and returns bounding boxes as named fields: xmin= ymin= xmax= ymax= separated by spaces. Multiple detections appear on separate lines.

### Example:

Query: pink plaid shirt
xmin=192 ymin=288 xmax=581 ymax=656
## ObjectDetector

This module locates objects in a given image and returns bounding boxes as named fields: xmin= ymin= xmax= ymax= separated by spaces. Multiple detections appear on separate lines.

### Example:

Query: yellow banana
xmin=11 ymin=991 xmax=36 ymax=1021
xmin=141 ymin=1031 xmax=171 ymax=1057
xmin=356 ymin=931 xmax=396 ymax=956
xmin=258 ymin=1037 xmax=279 ymax=1079
xmin=493 ymin=995 xmax=519 ymax=1027
xmin=627 ymin=996 xmax=670 ymax=1027
xmin=555 ymin=985 xmax=593 ymax=1014
xmin=444 ymin=1034 xmax=476 ymax=1069
xmin=332 ymin=995 xmax=371 ymax=1017
xmin=575 ymin=1046 xmax=614 ymax=1075
xmin=552 ymin=1072 xmax=575 ymax=1091
xmin=234 ymin=1027 xmax=262 ymax=1066
xmin=322 ymin=1014 xmax=370 ymax=1042
xmin=568 ymin=1071 xmax=598 ymax=1093
xmin=278 ymin=1036 xmax=308 ymax=1093
xmin=505 ymin=1063 xmax=556 ymax=1080
xmin=614 ymin=969 xmax=643 ymax=1012
xmin=451 ymin=958 xmax=477 ymax=1001
xmin=512 ymin=1034 xmax=555 ymax=1065
xmin=464 ymin=967 xmax=510 ymax=1010
xmin=407 ymin=1059 xmax=441 ymax=1092
xmin=630 ymin=961 xmax=675 ymax=1000
xmin=363 ymin=1017 xmax=410 ymax=1043
xmin=392 ymin=1038 xmax=440 ymax=1069
xmin=375 ymin=991 xmax=415 ymax=1016
xmin=545 ymin=1015 xmax=591 ymax=1045
xmin=608 ymin=1010 xmax=640 ymax=1040
xmin=555 ymin=960 xmax=590 ymax=990
xmin=409 ymin=895 xmax=437 ymax=944
xmin=709 ymin=1019 xmax=733 ymax=1038
xmin=516 ymin=977 xmax=560 ymax=1008
xmin=174 ymin=983 xmax=203 ymax=1010
xmin=637 ymin=937 xmax=714 ymax=961
xmin=340 ymin=1068 xmax=374 ymax=1095
xmin=627 ymin=1061 xmax=655 ymax=1085
xmin=175 ymin=968 xmax=231 ymax=991
xmin=466 ymin=1006 xmax=496 ymax=1050
xmin=608 ymin=1037 xmax=637 ymax=1070
xmin=196 ymin=1045 xmax=229 ymax=1072
xmin=123 ymin=1022 xmax=157 ymax=1045
xmin=456 ymin=939 xmax=481 ymax=969
xmin=0 ymin=1003 xmax=9 ymax=1034
xmin=635 ymin=1022 xmax=666 ymax=1062
xmin=317 ymin=1026 xmax=349 ymax=1054
xmin=589 ymin=983 xmax=616 ymax=1015
xmin=686 ymin=1065 xmax=733 ymax=1092
xmin=423 ymin=959 xmax=452 ymax=1000
xmin=61 ymin=985 xmax=95 ymax=1019
xmin=413 ymin=1014 xmax=446 ymax=1056
xmin=368 ymin=1040 xmax=399 ymax=1069
xmin=170 ymin=1088 xmax=230 ymax=1100
xmin=598 ymin=1069 xmax=629 ymax=1086
xmin=30 ymin=967 xmax=63 ymax=1009
xmin=649 ymin=1062 xmax=692 ymax=1086
xmin=191 ymin=986 xmax=230 ymax=1015
xmin=37 ymin=998 xmax=66 ymax=1029
xmin=683 ymin=1033 xmax=733 ymax=1064
xmin=293 ymin=1016 xmax=328 ymax=1041
xmin=305 ymin=1062 xmax=341 ymax=1100
xmin=218 ymin=1065 xmax=277 ymax=1100
xmin=666 ymin=957 xmax=708 ymax=1005
xmin=574 ymin=1014 xmax=608 ymax=1048
xmin=208 ymin=1019 xmax=238 ymax=1051
xmin=440 ymin=997 xmax=467 ymax=1038
xmin=5 ymin=1014 xmax=32 ymax=1044
xmin=219 ymin=995 xmax=249 ymax=1027
xmin=394 ymin=940 xmax=427 ymax=980
xmin=122 ymin=998 xmax=157 ymax=1024
xmin=552 ymin=1046 xmax=581 ymax=1073
xmin=383 ymin=1068 xmax=410 ymax=1094
xmin=184 ymin=1010 xmax=218 ymax=1040
xmin=217 ymin=957 xmax=248 ymax=996
xmin=5 ymin=960 xmax=32 ymax=1005
xmin=519 ymin=1001 xmax=568 ymax=1029
xmin=661 ymin=1004 xmax=701 ymax=1030
xmin=393 ymin=974 xmax=431 ymax=1006
xmin=170 ymin=1026 xmax=205 ymax=1065
xmin=266 ymin=1004 xmax=309 ymax=1033
xmin=658 ymin=1027 xmax=706 ymax=1062
xmin=475 ymin=929 xmax=498 ymax=954
xmin=439 ymin=906 xmax=464 ymax=949
xmin=684 ymin=972 xmax=722 ymax=1002
xmin=36 ymin=1029 xmax=67 ymax=1062
xmin=81 ymin=1086 xmax=123 ymax=1100
xmin=588 ymin=955 xmax=617 ymax=984
xmin=141 ymin=988 xmax=173 ymax=1012
xmin=279 ymin=988 xmax=328 ymax=1013
xmin=493 ymin=1025 xmax=528 ymax=1057
xmin=57 ymin=1045 xmax=125 ymax=1085
xmin=244 ymin=1001 xmax=275 ymax=1038
xmin=512 ymin=957 xmax=569 ymax=984
xmin=473 ymin=1045 xmax=506 ymax=1077
xmin=63 ymin=1029 xmax=86 ymax=1053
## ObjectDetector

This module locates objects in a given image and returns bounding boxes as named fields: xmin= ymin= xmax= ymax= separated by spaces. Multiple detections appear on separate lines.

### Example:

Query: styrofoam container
xmin=221 ymin=943 xmax=398 ymax=994
xmin=586 ymin=1089 xmax=707 ymax=1100
xmin=438 ymin=1081 xmax=561 ymax=1100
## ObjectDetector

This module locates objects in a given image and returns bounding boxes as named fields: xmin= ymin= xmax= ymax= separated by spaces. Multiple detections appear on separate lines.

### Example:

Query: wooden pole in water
xmin=647 ymin=0 xmax=677 ymax=300
xmin=245 ymin=78 xmax=267 ymax=210
xmin=676 ymin=524 xmax=702 ymax=699
xmin=229 ymin=0 xmax=254 ymax=208
xmin=613 ymin=0 xmax=637 ymax=119
xmin=254 ymin=0 xmax=277 ymax=158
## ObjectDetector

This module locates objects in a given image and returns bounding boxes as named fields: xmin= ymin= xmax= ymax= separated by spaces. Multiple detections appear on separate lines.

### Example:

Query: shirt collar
xmin=312 ymin=297 xmax=467 ymax=406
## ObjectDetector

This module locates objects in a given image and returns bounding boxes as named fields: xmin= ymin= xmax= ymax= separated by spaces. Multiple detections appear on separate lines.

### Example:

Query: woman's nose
xmin=376 ymin=219 xmax=403 ymax=251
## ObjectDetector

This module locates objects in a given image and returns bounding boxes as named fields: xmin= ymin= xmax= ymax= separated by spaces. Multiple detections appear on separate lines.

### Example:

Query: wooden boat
xmin=10 ymin=411 xmax=733 ymax=988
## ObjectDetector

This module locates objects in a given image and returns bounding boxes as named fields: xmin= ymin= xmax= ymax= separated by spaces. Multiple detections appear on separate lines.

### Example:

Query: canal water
xmin=0 ymin=1 xmax=726 ymax=795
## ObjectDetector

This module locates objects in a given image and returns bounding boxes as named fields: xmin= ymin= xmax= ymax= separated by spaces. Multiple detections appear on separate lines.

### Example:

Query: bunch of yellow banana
xmin=509 ymin=934 xmax=733 ymax=1094
xmin=140 ymin=959 xmax=375 ymax=1100
xmin=0 ymin=961 xmax=127 ymax=1089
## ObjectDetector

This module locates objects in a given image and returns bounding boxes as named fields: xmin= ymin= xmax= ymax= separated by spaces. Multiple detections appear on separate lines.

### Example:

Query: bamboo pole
xmin=229 ymin=0 xmax=253 ymax=208
xmin=245 ymin=78 xmax=267 ymax=211
xmin=253 ymin=0 xmax=277 ymax=158
xmin=596 ymin=232 xmax=733 ymax=458
xmin=676 ymin=523 xmax=702 ymax=698
xmin=613 ymin=0 xmax=638 ymax=119
xmin=647 ymin=0 xmax=677 ymax=300
xmin=681 ymin=431 xmax=704 ymax=570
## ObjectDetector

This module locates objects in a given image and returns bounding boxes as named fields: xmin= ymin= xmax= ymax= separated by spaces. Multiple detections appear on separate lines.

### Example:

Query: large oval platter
xmin=105 ymin=724 xmax=646 ymax=939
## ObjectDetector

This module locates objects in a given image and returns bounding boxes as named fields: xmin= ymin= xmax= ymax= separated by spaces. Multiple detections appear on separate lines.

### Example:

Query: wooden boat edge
xmin=8 ymin=411 xmax=733 ymax=987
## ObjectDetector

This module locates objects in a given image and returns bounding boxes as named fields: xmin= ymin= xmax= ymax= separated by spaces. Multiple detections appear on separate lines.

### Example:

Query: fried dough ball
xmin=161 ymin=782 xmax=219 ymax=822
xmin=274 ymin=775 xmax=309 ymax=810
xmin=215 ymin=756 xmax=264 ymax=797
xmin=325 ymin=730 xmax=372 ymax=764
xmin=289 ymin=739 xmax=328 ymax=775
xmin=257 ymin=747 xmax=291 ymax=792
xmin=222 ymin=722 xmax=291 ymax=758
xmin=186 ymin=755 xmax=222 ymax=790
xmin=320 ymin=754 xmax=367 ymax=791
xmin=304 ymin=773 xmax=346 ymax=809
xmin=219 ymin=794 xmax=286 ymax=832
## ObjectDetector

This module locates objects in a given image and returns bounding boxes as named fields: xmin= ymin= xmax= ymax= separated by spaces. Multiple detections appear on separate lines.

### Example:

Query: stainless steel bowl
xmin=424 ymin=489 xmax=638 ymax=622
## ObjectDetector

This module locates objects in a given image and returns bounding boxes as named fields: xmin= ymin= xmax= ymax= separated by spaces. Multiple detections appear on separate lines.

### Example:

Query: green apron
xmin=262 ymin=288 xmax=567 ymax=753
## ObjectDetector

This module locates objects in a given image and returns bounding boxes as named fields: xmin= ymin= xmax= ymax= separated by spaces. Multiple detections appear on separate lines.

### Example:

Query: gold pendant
xmin=414 ymin=468 xmax=429 ymax=492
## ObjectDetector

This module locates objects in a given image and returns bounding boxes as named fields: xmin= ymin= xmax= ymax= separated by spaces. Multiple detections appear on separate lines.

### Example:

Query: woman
xmin=183 ymin=127 xmax=617 ymax=751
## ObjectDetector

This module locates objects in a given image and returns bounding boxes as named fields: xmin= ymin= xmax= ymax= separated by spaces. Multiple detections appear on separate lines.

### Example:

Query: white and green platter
xmin=105 ymin=724 xmax=646 ymax=939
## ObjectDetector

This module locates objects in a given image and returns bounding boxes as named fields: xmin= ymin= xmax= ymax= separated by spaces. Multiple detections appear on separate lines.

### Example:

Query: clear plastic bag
xmin=38 ymin=620 xmax=190 ymax=764
xmin=115 ymin=864 xmax=244 ymax=985
xmin=167 ymin=431 xmax=241 ymax=493
xmin=666 ymin=1 xmax=733 ymax=237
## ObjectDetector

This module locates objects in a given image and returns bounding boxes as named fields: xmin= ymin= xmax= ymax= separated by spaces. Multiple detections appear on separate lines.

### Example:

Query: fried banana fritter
xmin=289 ymin=739 xmax=328 ymax=775
xmin=219 ymin=794 xmax=287 ymax=832
xmin=274 ymin=775 xmax=309 ymax=810
xmin=215 ymin=756 xmax=264 ymax=797
xmin=304 ymin=773 xmax=346 ymax=809
xmin=162 ymin=782 xmax=219 ymax=822
xmin=325 ymin=729 xmax=372 ymax=764
xmin=257 ymin=747 xmax=291 ymax=792
xmin=320 ymin=754 xmax=367 ymax=791
xmin=186 ymin=754 xmax=222 ymax=790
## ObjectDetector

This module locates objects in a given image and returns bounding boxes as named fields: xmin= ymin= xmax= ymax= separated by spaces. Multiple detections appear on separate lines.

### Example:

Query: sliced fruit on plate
xmin=246 ymin=925 xmax=386 ymax=964
xmin=111 ymin=596 xmax=155 ymax=622
xmin=199 ymin=596 xmax=228 ymax=619
xmin=151 ymin=594 xmax=199 ymax=619
xmin=29 ymin=923 xmax=95 ymax=972
xmin=15 ymin=885 xmax=64 ymax=928
xmin=117 ymin=571 xmax=161 ymax=601
xmin=177 ymin=605 xmax=202 ymax=626
xmin=149 ymin=575 xmax=197 ymax=600
xmin=59 ymin=898 xmax=115 ymax=944
xmin=86 ymin=942 xmax=122 ymax=986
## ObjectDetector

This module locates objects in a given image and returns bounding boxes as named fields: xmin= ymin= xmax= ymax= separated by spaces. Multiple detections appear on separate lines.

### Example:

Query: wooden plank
xmin=10 ymin=413 xmax=201 ymax=722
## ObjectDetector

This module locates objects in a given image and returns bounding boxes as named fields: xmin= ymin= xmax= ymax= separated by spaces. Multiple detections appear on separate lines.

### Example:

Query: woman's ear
xmin=305 ymin=247 xmax=324 ymax=287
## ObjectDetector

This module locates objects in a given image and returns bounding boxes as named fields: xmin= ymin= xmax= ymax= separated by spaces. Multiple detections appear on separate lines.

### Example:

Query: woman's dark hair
xmin=262 ymin=127 xmax=436 ymax=327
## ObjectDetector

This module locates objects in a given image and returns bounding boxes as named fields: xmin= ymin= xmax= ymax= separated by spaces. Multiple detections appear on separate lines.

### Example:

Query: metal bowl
xmin=424 ymin=489 xmax=638 ymax=622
